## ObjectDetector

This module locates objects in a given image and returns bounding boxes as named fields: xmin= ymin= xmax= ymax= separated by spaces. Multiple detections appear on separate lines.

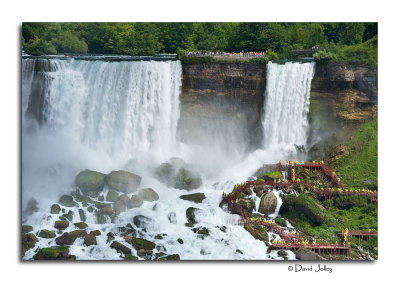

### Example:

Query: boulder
xmin=114 ymin=199 xmax=127 ymax=215
xmin=295 ymin=248 xmax=326 ymax=260
xmin=129 ymin=195 xmax=143 ymax=208
xmin=259 ymin=192 xmax=277 ymax=216
xmin=22 ymin=233 xmax=38 ymax=255
xmin=179 ymin=193 xmax=205 ymax=203
xmin=124 ymin=254 xmax=139 ymax=260
xmin=258 ymin=171 xmax=282 ymax=181
xmin=105 ymin=170 xmax=141 ymax=194
xmin=56 ymin=230 xmax=87 ymax=245
xmin=74 ymin=222 xmax=88 ymax=229
xmin=174 ymin=168 xmax=202 ymax=190
xmin=244 ymin=223 xmax=269 ymax=242
xmin=33 ymin=246 xmax=75 ymax=260
xmin=138 ymin=188 xmax=159 ymax=202
xmin=22 ymin=225 xmax=33 ymax=234
xmin=59 ymin=195 xmax=77 ymax=208
xmin=54 ymin=220 xmax=69 ymax=230
xmin=131 ymin=238 xmax=155 ymax=251
xmin=157 ymin=254 xmax=180 ymax=261
xmin=50 ymin=204 xmax=61 ymax=214
xmin=154 ymin=162 xmax=176 ymax=186
xmin=110 ymin=241 xmax=131 ymax=255
xmin=78 ymin=209 xmax=86 ymax=222
xmin=74 ymin=169 xmax=105 ymax=197
xmin=84 ymin=234 xmax=97 ymax=246
xmin=90 ymin=230 xmax=101 ymax=236
xmin=118 ymin=194 xmax=131 ymax=205
xmin=38 ymin=229 xmax=56 ymax=238
xmin=106 ymin=189 xmax=119 ymax=202
xmin=96 ymin=213 xmax=107 ymax=224
xmin=279 ymin=194 xmax=326 ymax=226
xmin=235 ymin=198 xmax=255 ymax=214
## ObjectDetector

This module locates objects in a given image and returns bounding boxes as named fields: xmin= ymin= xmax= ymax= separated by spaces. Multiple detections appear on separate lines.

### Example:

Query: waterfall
xmin=22 ymin=58 xmax=182 ymax=161
xmin=262 ymin=61 xmax=315 ymax=151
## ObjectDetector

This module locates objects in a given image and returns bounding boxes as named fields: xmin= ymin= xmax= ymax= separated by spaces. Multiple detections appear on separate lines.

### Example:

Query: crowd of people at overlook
xmin=184 ymin=51 xmax=265 ymax=57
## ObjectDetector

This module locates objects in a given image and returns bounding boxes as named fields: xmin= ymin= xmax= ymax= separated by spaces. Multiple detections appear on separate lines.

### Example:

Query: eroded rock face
xmin=326 ymin=144 xmax=349 ymax=163
xmin=179 ymin=63 xmax=266 ymax=150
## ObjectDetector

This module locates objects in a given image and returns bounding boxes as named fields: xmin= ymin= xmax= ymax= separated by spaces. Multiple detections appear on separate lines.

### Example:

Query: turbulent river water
xmin=22 ymin=57 xmax=315 ymax=260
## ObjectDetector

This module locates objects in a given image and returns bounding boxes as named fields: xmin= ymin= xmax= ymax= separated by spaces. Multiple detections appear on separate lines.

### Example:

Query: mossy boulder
xmin=33 ymin=246 xmax=75 ymax=260
xmin=179 ymin=192 xmax=205 ymax=203
xmin=131 ymin=238 xmax=155 ymax=251
xmin=54 ymin=220 xmax=69 ymax=230
xmin=96 ymin=213 xmax=107 ymax=224
xmin=129 ymin=195 xmax=143 ymax=208
xmin=258 ymin=171 xmax=282 ymax=181
xmin=105 ymin=170 xmax=141 ymax=194
xmin=138 ymin=188 xmax=159 ymax=202
xmin=90 ymin=230 xmax=101 ymax=236
xmin=78 ymin=209 xmax=86 ymax=222
xmin=74 ymin=222 xmax=88 ymax=229
xmin=38 ymin=229 xmax=56 ymax=238
xmin=59 ymin=195 xmax=78 ymax=208
xmin=259 ymin=192 xmax=277 ymax=216
xmin=22 ymin=225 xmax=33 ymax=234
xmin=106 ymin=189 xmax=119 ymax=202
xmin=110 ymin=241 xmax=132 ymax=255
xmin=154 ymin=162 xmax=175 ymax=186
xmin=98 ymin=195 xmax=104 ymax=201
xmin=50 ymin=204 xmax=61 ymax=214
xmin=22 ymin=233 xmax=38 ymax=255
xmin=279 ymin=194 xmax=326 ymax=226
xmin=274 ymin=217 xmax=287 ymax=227
xmin=118 ymin=194 xmax=131 ymax=205
xmin=235 ymin=198 xmax=255 ymax=214
xmin=74 ymin=169 xmax=105 ymax=197
xmin=56 ymin=230 xmax=87 ymax=245
xmin=114 ymin=199 xmax=127 ymax=215
xmin=124 ymin=254 xmax=139 ymax=260
xmin=84 ymin=234 xmax=97 ymax=246
xmin=174 ymin=167 xmax=202 ymax=190
xmin=244 ymin=223 xmax=269 ymax=242
xmin=61 ymin=212 xmax=73 ymax=221
xmin=157 ymin=254 xmax=180 ymax=260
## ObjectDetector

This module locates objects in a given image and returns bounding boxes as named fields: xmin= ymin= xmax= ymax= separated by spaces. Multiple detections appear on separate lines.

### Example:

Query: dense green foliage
xmin=22 ymin=22 xmax=377 ymax=64
xmin=331 ymin=119 xmax=378 ymax=189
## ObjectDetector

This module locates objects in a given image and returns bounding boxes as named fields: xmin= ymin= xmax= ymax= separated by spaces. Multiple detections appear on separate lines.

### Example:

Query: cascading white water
xmin=22 ymin=57 xmax=308 ymax=261
xmin=23 ymin=58 xmax=182 ymax=161
xmin=262 ymin=61 xmax=315 ymax=151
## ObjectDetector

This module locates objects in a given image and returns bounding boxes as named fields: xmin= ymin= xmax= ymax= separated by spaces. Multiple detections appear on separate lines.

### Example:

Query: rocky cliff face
xmin=307 ymin=62 xmax=378 ymax=160
xmin=179 ymin=63 xmax=266 ymax=150
xmin=311 ymin=62 xmax=377 ymax=124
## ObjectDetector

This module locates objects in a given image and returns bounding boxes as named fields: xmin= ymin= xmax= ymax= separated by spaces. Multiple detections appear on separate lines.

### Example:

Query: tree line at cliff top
xmin=22 ymin=22 xmax=377 ymax=65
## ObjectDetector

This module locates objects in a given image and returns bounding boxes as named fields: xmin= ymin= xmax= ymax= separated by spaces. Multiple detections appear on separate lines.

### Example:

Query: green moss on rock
xmin=179 ymin=192 xmax=206 ymax=203
xmin=74 ymin=169 xmax=105 ymax=196
xmin=110 ymin=241 xmax=132 ymax=255
xmin=59 ymin=195 xmax=77 ymax=208
xmin=129 ymin=195 xmax=143 ymax=208
xmin=33 ymin=246 xmax=75 ymax=260
xmin=50 ymin=204 xmax=61 ymax=214
xmin=131 ymin=238 xmax=155 ymax=251
xmin=138 ymin=188 xmax=159 ymax=202
xmin=38 ymin=229 xmax=56 ymax=238
xmin=106 ymin=189 xmax=119 ymax=202
xmin=54 ymin=220 xmax=69 ymax=230
xmin=22 ymin=225 xmax=33 ymax=234
xmin=74 ymin=222 xmax=88 ymax=229
xmin=106 ymin=170 xmax=142 ymax=194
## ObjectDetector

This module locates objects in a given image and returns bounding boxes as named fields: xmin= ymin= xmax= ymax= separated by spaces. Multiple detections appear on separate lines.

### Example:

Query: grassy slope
xmin=331 ymin=119 xmax=378 ymax=189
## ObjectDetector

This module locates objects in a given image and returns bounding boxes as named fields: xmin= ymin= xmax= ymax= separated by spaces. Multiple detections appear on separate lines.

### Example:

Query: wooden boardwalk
xmin=221 ymin=161 xmax=379 ymax=257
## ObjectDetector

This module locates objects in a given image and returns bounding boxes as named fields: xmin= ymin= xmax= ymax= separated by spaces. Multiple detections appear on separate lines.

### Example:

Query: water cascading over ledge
xmin=262 ymin=61 xmax=315 ymax=151
xmin=22 ymin=58 xmax=182 ymax=161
